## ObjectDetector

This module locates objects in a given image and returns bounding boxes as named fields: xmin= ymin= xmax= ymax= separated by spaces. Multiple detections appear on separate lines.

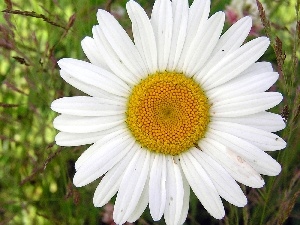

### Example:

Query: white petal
xmin=206 ymin=61 xmax=274 ymax=95
xmin=206 ymin=129 xmax=282 ymax=175
xmin=96 ymin=10 xmax=147 ymax=80
xmin=207 ymin=72 xmax=279 ymax=102
xmin=199 ymin=138 xmax=265 ymax=188
xmin=126 ymin=0 xmax=157 ymax=73
xmin=190 ymin=149 xmax=247 ymax=206
xmin=184 ymin=12 xmax=225 ymax=76
xmin=51 ymin=96 xmax=125 ymax=117
xmin=92 ymin=26 xmax=137 ymax=85
xmin=73 ymin=133 xmax=133 ymax=187
xmin=180 ymin=152 xmax=225 ymax=219
xmin=151 ymin=0 xmax=172 ymax=71
xmin=212 ymin=16 xmax=252 ymax=54
xmin=55 ymin=131 xmax=100 ymax=146
xmin=211 ymin=92 xmax=283 ymax=117
xmin=212 ymin=111 xmax=286 ymax=132
xmin=55 ymin=125 xmax=121 ymax=146
xmin=127 ymin=177 xmax=149 ymax=223
xmin=93 ymin=145 xmax=137 ymax=207
xmin=177 ymin=0 xmax=210 ymax=71
xmin=60 ymin=70 xmax=119 ymax=99
xmin=113 ymin=148 xmax=151 ymax=224
xmin=209 ymin=121 xmax=286 ymax=151
xmin=187 ymin=0 xmax=211 ymax=40
xmin=81 ymin=36 xmax=110 ymax=70
xmin=75 ymin=126 xmax=128 ymax=170
xmin=167 ymin=0 xmax=188 ymax=70
xmin=177 ymin=164 xmax=190 ymax=225
xmin=53 ymin=114 xmax=124 ymax=133
xmin=204 ymin=16 xmax=252 ymax=71
xmin=164 ymin=156 xmax=184 ymax=225
xmin=239 ymin=61 xmax=274 ymax=76
xmin=197 ymin=37 xmax=270 ymax=90
xmin=149 ymin=154 xmax=167 ymax=221
xmin=58 ymin=58 xmax=131 ymax=97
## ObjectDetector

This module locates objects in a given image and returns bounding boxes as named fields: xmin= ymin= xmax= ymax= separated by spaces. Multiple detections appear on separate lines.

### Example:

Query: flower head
xmin=51 ymin=0 xmax=286 ymax=224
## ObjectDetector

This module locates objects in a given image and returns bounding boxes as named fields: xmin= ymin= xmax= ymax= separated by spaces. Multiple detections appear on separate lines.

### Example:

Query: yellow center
xmin=126 ymin=72 xmax=210 ymax=155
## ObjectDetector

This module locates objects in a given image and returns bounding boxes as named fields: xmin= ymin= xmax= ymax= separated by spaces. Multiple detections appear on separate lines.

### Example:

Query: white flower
xmin=51 ymin=0 xmax=286 ymax=224
xmin=225 ymin=0 xmax=265 ymax=35
xmin=227 ymin=0 xmax=262 ymax=19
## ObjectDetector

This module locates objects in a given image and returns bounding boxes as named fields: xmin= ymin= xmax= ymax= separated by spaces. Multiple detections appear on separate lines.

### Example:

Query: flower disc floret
xmin=126 ymin=72 xmax=210 ymax=155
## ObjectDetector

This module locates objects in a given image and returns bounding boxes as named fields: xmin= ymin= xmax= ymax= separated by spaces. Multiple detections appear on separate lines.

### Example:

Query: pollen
xmin=126 ymin=72 xmax=210 ymax=155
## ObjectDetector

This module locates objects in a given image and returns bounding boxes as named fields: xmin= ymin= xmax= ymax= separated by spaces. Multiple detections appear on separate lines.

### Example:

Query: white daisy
xmin=51 ymin=0 xmax=286 ymax=224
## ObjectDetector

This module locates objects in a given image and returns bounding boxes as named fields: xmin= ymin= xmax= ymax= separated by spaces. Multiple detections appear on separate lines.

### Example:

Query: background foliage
xmin=0 ymin=0 xmax=299 ymax=224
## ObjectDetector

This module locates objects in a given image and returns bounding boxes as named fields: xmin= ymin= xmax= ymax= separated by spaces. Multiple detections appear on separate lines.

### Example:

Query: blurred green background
xmin=0 ymin=0 xmax=299 ymax=224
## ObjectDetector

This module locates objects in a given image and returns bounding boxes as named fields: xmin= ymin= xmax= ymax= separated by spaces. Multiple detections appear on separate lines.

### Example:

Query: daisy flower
xmin=51 ymin=0 xmax=286 ymax=224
